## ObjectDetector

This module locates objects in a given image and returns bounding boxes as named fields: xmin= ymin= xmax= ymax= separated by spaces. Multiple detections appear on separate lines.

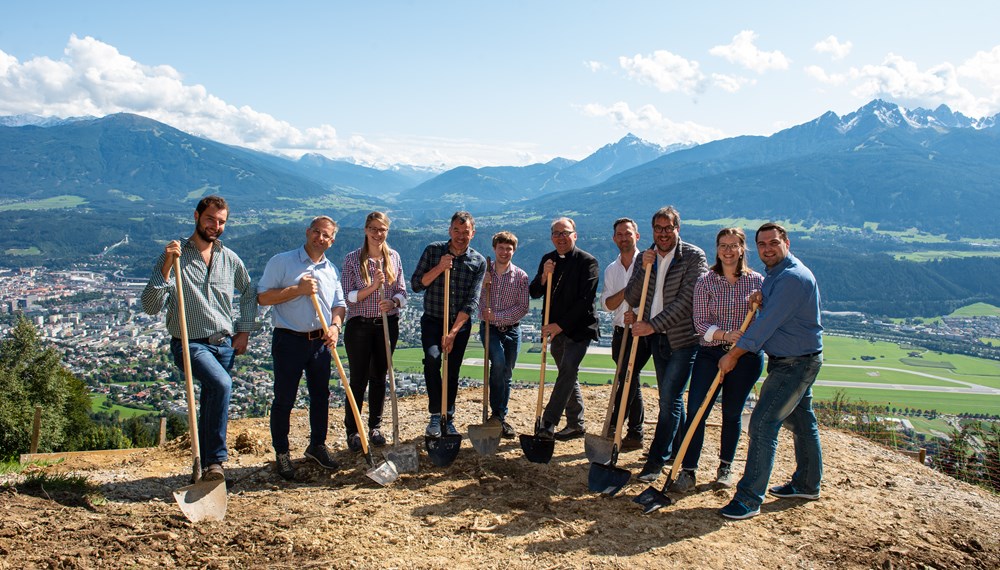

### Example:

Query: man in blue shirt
xmin=258 ymin=216 xmax=347 ymax=480
xmin=716 ymin=222 xmax=824 ymax=520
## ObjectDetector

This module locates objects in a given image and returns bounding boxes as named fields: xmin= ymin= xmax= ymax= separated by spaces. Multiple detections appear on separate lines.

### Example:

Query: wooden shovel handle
xmin=380 ymin=278 xmax=401 ymax=446
xmin=482 ymin=257 xmax=492 ymax=422
xmin=534 ymin=277 xmax=552 ymax=422
xmin=174 ymin=257 xmax=202 ymax=482
xmin=611 ymin=262 xmax=654 ymax=448
xmin=442 ymin=268 xmax=450 ymax=421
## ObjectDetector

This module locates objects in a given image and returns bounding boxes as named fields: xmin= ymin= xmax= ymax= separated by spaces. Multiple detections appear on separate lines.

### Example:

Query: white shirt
xmin=649 ymin=248 xmax=676 ymax=319
xmin=599 ymin=250 xmax=640 ymax=327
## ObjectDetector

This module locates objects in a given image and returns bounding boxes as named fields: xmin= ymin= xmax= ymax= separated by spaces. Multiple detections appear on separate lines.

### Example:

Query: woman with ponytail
xmin=341 ymin=212 xmax=407 ymax=451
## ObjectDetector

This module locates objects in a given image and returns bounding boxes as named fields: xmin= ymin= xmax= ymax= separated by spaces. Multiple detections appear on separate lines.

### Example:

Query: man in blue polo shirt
xmin=258 ymin=216 xmax=347 ymax=480
xmin=716 ymin=222 xmax=824 ymax=520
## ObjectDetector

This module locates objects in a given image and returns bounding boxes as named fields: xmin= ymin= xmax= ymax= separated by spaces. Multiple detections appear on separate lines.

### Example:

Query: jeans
xmin=269 ymin=329 xmax=331 ymax=454
xmin=609 ymin=326 xmax=650 ymax=438
xmin=479 ymin=322 xmax=521 ymax=419
xmin=734 ymin=353 xmax=824 ymax=509
xmin=542 ymin=333 xmax=589 ymax=429
xmin=170 ymin=337 xmax=236 ymax=465
xmin=422 ymin=313 xmax=472 ymax=417
xmin=644 ymin=335 xmax=697 ymax=468
xmin=344 ymin=316 xmax=399 ymax=435
xmin=681 ymin=345 xmax=763 ymax=470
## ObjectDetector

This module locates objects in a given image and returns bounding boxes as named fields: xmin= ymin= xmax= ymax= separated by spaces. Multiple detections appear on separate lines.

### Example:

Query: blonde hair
xmin=360 ymin=211 xmax=397 ymax=285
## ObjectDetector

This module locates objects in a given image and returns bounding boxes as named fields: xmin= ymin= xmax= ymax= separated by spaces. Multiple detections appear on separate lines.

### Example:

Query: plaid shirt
xmin=411 ymin=240 xmax=486 ymax=321
xmin=692 ymin=268 xmax=764 ymax=347
xmin=478 ymin=262 xmax=529 ymax=326
xmin=141 ymin=238 xmax=260 ymax=339
xmin=342 ymin=247 xmax=407 ymax=320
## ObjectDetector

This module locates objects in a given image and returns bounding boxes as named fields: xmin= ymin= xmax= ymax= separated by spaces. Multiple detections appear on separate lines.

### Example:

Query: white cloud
xmin=958 ymin=45 xmax=1000 ymax=99
xmin=619 ymin=50 xmax=707 ymax=95
xmin=576 ymin=101 xmax=724 ymax=144
xmin=851 ymin=53 xmax=990 ymax=117
xmin=711 ymin=73 xmax=752 ymax=93
xmin=804 ymin=65 xmax=848 ymax=86
xmin=584 ymin=60 xmax=605 ymax=72
xmin=814 ymin=35 xmax=852 ymax=60
xmin=709 ymin=30 xmax=790 ymax=73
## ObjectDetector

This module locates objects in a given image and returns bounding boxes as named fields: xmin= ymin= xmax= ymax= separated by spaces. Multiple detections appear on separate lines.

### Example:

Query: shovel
xmin=634 ymin=303 xmax=758 ymax=514
xmin=380 ymin=280 xmax=419 ymax=473
xmin=519 ymin=277 xmax=555 ymax=464
xmin=588 ymin=261 xmax=653 ymax=496
xmin=584 ymin=313 xmax=630 ymax=463
xmin=469 ymin=257 xmax=502 ymax=455
xmin=171 ymin=256 xmax=227 ymax=523
xmin=425 ymin=268 xmax=463 ymax=467
xmin=311 ymin=294 xmax=398 ymax=486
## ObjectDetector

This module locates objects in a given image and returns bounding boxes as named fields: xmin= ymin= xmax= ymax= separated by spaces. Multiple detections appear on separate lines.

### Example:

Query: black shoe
xmin=347 ymin=433 xmax=363 ymax=453
xmin=535 ymin=422 xmax=555 ymax=440
xmin=553 ymin=425 xmax=585 ymax=441
xmin=305 ymin=444 xmax=340 ymax=470
xmin=500 ymin=420 xmax=516 ymax=439
xmin=369 ymin=428 xmax=387 ymax=447
xmin=636 ymin=463 xmax=663 ymax=483
xmin=275 ymin=452 xmax=296 ymax=480
xmin=621 ymin=435 xmax=643 ymax=452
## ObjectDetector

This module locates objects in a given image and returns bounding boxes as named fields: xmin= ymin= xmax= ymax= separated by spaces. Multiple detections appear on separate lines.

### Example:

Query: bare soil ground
xmin=2 ymin=385 xmax=998 ymax=569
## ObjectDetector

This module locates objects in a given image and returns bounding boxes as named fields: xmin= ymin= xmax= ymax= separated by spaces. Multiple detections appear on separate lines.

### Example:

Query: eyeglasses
xmin=551 ymin=231 xmax=575 ymax=238
xmin=717 ymin=243 xmax=742 ymax=251
xmin=366 ymin=226 xmax=388 ymax=234
xmin=309 ymin=228 xmax=335 ymax=241
xmin=653 ymin=224 xmax=676 ymax=234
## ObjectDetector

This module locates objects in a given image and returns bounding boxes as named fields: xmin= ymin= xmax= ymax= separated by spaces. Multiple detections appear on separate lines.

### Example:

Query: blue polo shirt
xmin=258 ymin=246 xmax=346 ymax=332
xmin=735 ymin=253 xmax=823 ymax=358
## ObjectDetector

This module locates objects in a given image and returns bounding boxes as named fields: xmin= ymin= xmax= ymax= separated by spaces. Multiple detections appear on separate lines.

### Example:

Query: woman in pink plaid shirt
xmin=341 ymin=212 xmax=408 ymax=452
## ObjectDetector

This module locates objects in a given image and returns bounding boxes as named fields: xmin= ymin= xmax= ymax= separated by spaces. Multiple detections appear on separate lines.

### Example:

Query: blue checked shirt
xmin=257 ymin=246 xmax=347 ymax=332
xmin=411 ymin=240 xmax=486 ymax=322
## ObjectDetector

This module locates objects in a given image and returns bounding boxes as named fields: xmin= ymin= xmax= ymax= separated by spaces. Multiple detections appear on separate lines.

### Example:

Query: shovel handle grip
xmin=174 ymin=257 xmax=203 ymax=482
xmin=534 ymin=277 xmax=552 ymax=421
xmin=611 ymin=262 xmax=653 ymax=448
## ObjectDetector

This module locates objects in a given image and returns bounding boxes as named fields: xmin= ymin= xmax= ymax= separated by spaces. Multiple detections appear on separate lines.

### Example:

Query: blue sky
xmin=3 ymin=2 xmax=1000 ymax=168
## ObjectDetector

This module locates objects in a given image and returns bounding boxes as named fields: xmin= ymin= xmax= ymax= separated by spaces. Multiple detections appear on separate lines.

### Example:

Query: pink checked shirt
xmin=692 ymin=269 xmax=764 ymax=347
xmin=342 ymin=247 xmax=407 ymax=320
xmin=478 ymin=262 xmax=529 ymax=327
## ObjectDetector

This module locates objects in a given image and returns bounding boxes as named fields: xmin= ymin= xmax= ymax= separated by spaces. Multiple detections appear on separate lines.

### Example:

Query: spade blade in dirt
xmin=633 ymin=484 xmax=673 ymax=514
xmin=173 ymin=478 xmax=227 ymax=523
xmin=425 ymin=434 xmax=462 ymax=467
xmin=468 ymin=417 xmax=502 ymax=456
xmin=584 ymin=433 xmax=615 ymax=465
xmin=367 ymin=458 xmax=400 ymax=486
xmin=519 ymin=433 xmax=554 ymax=464
xmin=588 ymin=461 xmax=632 ymax=497
xmin=384 ymin=444 xmax=419 ymax=474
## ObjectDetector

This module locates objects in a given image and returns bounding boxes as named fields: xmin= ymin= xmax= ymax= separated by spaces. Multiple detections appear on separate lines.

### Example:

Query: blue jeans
xmin=479 ymin=322 xmax=521 ymax=419
xmin=644 ymin=335 xmax=697 ymax=468
xmin=421 ymin=313 xmax=472 ymax=416
xmin=542 ymin=333 xmax=589 ymax=429
xmin=269 ymin=329 xmax=331 ymax=454
xmin=734 ymin=354 xmax=824 ymax=509
xmin=682 ymin=345 xmax=763 ymax=470
xmin=170 ymin=337 xmax=236 ymax=465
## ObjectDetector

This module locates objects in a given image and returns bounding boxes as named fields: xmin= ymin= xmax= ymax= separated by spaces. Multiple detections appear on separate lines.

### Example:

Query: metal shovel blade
xmin=172 ymin=478 xmax=227 ymax=523
xmin=384 ymin=445 xmax=419 ymax=474
xmin=519 ymin=434 xmax=555 ymax=464
xmin=584 ymin=433 xmax=615 ymax=465
xmin=425 ymin=434 xmax=462 ymax=467
xmin=366 ymin=459 xmax=400 ymax=486
xmin=468 ymin=418 xmax=502 ymax=456
xmin=588 ymin=462 xmax=632 ymax=496
xmin=633 ymin=484 xmax=674 ymax=514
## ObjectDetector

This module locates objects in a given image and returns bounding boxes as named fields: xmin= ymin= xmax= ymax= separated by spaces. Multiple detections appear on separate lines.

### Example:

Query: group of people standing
xmin=143 ymin=195 xmax=824 ymax=521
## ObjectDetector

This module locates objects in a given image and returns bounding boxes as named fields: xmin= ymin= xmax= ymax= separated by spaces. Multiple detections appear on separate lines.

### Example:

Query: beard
xmin=196 ymin=224 xmax=221 ymax=242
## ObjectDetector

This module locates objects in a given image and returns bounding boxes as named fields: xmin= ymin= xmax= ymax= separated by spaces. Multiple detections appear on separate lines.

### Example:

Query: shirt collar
xmin=297 ymin=245 xmax=329 ymax=267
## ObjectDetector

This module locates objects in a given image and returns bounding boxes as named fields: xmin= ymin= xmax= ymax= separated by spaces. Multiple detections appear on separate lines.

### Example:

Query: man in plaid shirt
xmin=411 ymin=211 xmax=487 ymax=438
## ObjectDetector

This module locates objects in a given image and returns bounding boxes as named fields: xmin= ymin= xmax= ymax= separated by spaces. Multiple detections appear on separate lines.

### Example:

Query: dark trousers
xmin=421 ymin=313 xmax=472 ymax=417
xmin=609 ymin=326 xmax=651 ymax=438
xmin=268 ymin=329 xmax=331 ymax=454
xmin=343 ymin=315 xmax=399 ymax=435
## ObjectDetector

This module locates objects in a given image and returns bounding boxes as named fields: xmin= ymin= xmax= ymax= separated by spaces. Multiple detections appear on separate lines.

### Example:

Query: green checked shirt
xmin=141 ymin=238 xmax=260 ymax=339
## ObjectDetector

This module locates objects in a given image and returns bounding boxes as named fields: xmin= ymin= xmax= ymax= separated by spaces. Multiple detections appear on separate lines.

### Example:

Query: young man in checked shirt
xmin=478 ymin=231 xmax=530 ymax=439
xmin=411 ymin=211 xmax=487 ymax=438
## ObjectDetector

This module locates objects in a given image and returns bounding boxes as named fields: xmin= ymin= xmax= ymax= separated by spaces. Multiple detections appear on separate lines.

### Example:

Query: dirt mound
xmin=2 ymin=385 xmax=998 ymax=569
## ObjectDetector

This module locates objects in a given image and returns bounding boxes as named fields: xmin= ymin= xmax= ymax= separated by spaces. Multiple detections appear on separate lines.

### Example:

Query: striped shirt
xmin=692 ymin=269 xmax=764 ymax=347
xmin=141 ymin=238 xmax=260 ymax=339
xmin=411 ymin=240 xmax=486 ymax=321
xmin=342 ymin=247 xmax=408 ymax=320
xmin=478 ymin=262 xmax=529 ymax=326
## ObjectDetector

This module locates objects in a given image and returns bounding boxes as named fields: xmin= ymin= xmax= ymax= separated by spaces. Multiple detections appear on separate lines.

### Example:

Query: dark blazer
xmin=624 ymin=240 xmax=707 ymax=349
xmin=529 ymin=247 xmax=600 ymax=343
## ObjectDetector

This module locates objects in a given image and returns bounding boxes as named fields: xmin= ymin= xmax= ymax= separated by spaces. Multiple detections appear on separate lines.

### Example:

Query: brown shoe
xmin=202 ymin=463 xmax=225 ymax=481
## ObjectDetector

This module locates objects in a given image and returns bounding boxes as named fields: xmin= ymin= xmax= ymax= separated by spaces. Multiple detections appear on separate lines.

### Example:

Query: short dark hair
xmin=651 ymin=206 xmax=680 ymax=229
xmin=492 ymin=231 xmax=518 ymax=249
xmin=613 ymin=217 xmax=637 ymax=233
xmin=196 ymin=195 xmax=228 ymax=215
xmin=755 ymin=222 xmax=788 ymax=243
xmin=310 ymin=215 xmax=338 ymax=233
xmin=451 ymin=211 xmax=475 ymax=228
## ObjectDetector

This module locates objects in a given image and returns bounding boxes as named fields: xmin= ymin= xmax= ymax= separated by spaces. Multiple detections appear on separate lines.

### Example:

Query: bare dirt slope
xmin=2 ymin=385 xmax=998 ymax=569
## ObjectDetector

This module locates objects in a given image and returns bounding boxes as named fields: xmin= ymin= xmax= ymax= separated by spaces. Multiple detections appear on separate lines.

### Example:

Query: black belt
xmin=173 ymin=333 xmax=228 ymax=345
xmin=277 ymin=328 xmax=325 ymax=340
xmin=492 ymin=322 xmax=519 ymax=332
xmin=768 ymin=351 xmax=822 ymax=361
xmin=350 ymin=315 xmax=397 ymax=326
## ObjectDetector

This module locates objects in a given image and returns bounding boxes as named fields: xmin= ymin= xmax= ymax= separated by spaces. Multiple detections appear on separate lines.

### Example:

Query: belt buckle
xmin=307 ymin=329 xmax=324 ymax=341
xmin=721 ymin=343 xmax=732 ymax=352
xmin=208 ymin=332 xmax=228 ymax=345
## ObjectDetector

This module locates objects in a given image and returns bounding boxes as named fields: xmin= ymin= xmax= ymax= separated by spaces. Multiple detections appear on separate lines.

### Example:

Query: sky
xmin=3 ymin=2 xmax=1000 ymax=169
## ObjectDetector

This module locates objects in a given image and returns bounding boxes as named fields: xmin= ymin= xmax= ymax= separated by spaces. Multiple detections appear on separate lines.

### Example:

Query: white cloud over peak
xmin=851 ymin=53 xmax=990 ymax=117
xmin=619 ymin=50 xmax=707 ymax=95
xmin=814 ymin=35 xmax=852 ymax=60
xmin=958 ymin=45 xmax=1000 ymax=97
xmin=712 ymin=73 xmax=752 ymax=93
xmin=804 ymin=65 xmax=848 ymax=86
xmin=584 ymin=60 xmax=606 ymax=72
xmin=577 ymin=101 xmax=724 ymax=144
xmin=709 ymin=30 xmax=790 ymax=73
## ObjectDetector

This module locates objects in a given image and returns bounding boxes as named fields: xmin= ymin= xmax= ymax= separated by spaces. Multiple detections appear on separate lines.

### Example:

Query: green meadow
xmin=90 ymin=394 xmax=157 ymax=418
